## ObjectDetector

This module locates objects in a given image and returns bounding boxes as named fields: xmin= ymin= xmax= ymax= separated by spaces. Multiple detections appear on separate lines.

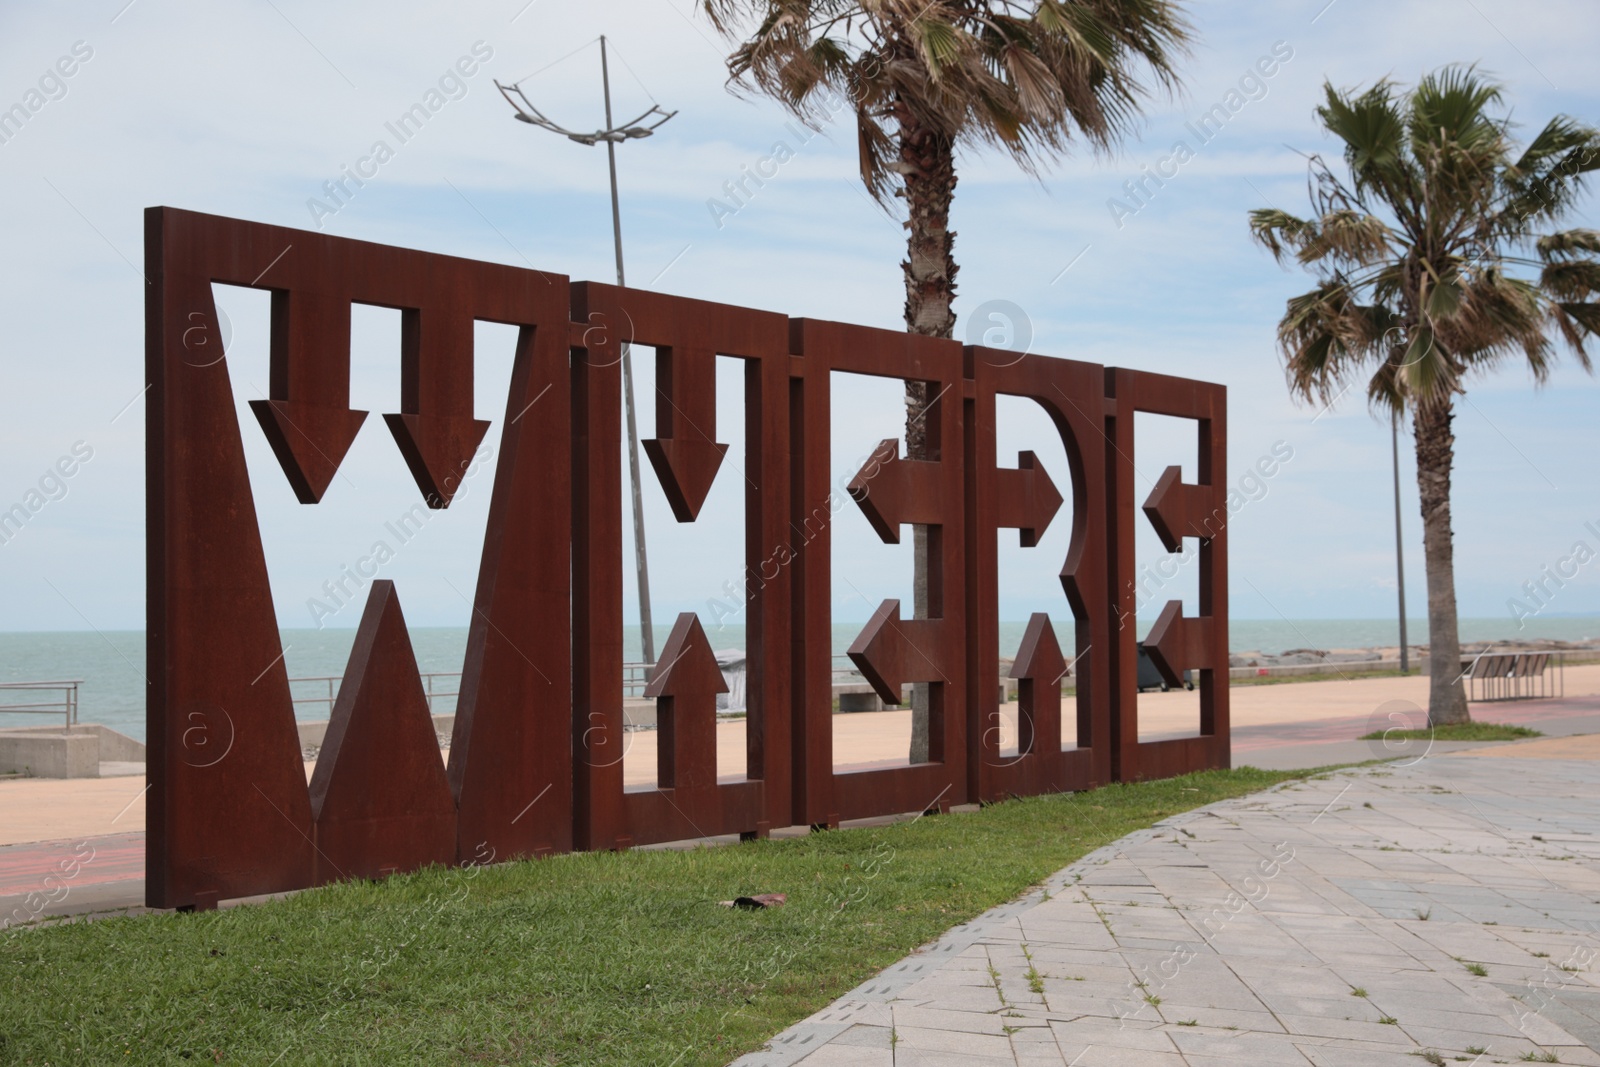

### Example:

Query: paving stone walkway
xmin=733 ymin=755 xmax=1600 ymax=1066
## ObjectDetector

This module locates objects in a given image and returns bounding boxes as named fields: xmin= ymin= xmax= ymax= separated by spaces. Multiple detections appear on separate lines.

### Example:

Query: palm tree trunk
xmin=1412 ymin=396 xmax=1472 ymax=726
xmin=899 ymin=109 xmax=957 ymax=764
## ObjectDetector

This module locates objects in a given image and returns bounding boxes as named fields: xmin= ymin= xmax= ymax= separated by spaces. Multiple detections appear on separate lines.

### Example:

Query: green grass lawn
xmin=1357 ymin=722 xmax=1543 ymax=742
xmin=2 ymin=766 xmax=1336 ymax=1066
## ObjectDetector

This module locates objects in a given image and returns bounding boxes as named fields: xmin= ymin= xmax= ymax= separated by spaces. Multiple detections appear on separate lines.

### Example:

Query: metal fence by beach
xmin=284 ymin=658 xmax=867 ymax=718
xmin=0 ymin=680 xmax=80 ymax=730
xmin=285 ymin=663 xmax=659 ymax=717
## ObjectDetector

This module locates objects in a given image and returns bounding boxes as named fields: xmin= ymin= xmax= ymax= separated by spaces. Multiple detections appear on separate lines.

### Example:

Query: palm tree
xmin=702 ymin=0 xmax=1192 ymax=759
xmin=1251 ymin=66 xmax=1600 ymax=726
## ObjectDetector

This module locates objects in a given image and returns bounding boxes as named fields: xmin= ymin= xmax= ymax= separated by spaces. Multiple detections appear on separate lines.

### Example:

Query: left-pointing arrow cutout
xmin=249 ymin=288 xmax=369 ymax=504
xmin=1142 ymin=599 xmax=1214 ymax=688
xmin=1142 ymin=465 xmax=1216 ymax=553
xmin=847 ymin=439 xmax=944 ymax=544
xmin=847 ymin=599 xmax=944 ymax=707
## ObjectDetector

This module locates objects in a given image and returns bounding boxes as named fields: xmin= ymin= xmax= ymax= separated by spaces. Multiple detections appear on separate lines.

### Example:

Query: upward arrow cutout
xmin=1142 ymin=465 xmax=1217 ymax=553
xmin=847 ymin=439 xmax=945 ymax=544
xmin=643 ymin=612 xmax=728 ymax=791
xmin=643 ymin=346 xmax=727 ymax=522
xmin=249 ymin=288 xmax=369 ymax=503
xmin=384 ymin=307 xmax=491 ymax=509
xmin=994 ymin=451 xmax=1063 ymax=547
xmin=1009 ymin=612 xmax=1067 ymax=759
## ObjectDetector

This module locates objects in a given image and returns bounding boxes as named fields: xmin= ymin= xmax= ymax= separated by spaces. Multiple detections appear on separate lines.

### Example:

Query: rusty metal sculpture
xmin=145 ymin=207 xmax=1228 ymax=910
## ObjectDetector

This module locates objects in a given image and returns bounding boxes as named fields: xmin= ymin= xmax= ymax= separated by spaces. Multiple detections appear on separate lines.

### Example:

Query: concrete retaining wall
xmin=835 ymin=680 xmax=1019 ymax=713
xmin=84 ymin=724 xmax=147 ymax=763
xmin=0 ymin=724 xmax=145 ymax=779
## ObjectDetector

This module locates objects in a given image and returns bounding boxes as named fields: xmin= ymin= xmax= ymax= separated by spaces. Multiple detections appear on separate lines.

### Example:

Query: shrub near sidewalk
xmin=1 ymin=766 xmax=1332 ymax=1065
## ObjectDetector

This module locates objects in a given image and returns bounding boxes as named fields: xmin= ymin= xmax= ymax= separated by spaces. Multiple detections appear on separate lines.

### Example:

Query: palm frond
xmin=1276 ymin=280 xmax=1390 ymax=404
xmin=1407 ymin=64 xmax=1504 ymax=159
xmin=1316 ymin=81 xmax=1411 ymax=204
xmin=1550 ymin=302 xmax=1600 ymax=372
xmin=916 ymin=17 xmax=965 ymax=79
xmin=706 ymin=0 xmax=1192 ymax=208
xmin=1248 ymin=208 xmax=1318 ymax=264
xmin=1297 ymin=209 xmax=1395 ymax=268
xmin=1365 ymin=360 xmax=1406 ymax=415
xmin=1259 ymin=66 xmax=1598 ymax=413
xmin=1513 ymin=114 xmax=1598 ymax=174
xmin=1500 ymin=115 xmax=1600 ymax=225
xmin=1536 ymin=229 xmax=1600 ymax=260
xmin=1539 ymin=258 xmax=1600 ymax=301
xmin=1398 ymin=324 xmax=1459 ymax=399
xmin=856 ymin=104 xmax=896 ymax=203
xmin=1425 ymin=275 xmax=1462 ymax=321
xmin=1449 ymin=269 xmax=1550 ymax=381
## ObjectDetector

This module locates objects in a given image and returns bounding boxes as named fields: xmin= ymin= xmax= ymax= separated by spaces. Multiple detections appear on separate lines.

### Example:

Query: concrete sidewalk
xmin=733 ymin=754 xmax=1600 ymax=1066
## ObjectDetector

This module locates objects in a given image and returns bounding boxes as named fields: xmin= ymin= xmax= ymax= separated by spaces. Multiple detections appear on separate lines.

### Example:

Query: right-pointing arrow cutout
xmin=994 ymin=450 xmax=1063 ymax=547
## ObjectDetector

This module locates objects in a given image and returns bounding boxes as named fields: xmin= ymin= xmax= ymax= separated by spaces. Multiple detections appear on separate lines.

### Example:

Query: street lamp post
xmin=496 ymin=38 xmax=675 ymax=664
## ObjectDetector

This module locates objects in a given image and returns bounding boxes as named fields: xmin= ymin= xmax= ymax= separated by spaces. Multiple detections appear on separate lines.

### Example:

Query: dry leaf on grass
xmin=718 ymin=893 xmax=787 ymax=909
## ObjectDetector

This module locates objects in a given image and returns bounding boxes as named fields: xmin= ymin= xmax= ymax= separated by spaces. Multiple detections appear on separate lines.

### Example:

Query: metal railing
xmin=289 ymin=663 xmax=661 ymax=714
xmin=622 ymin=663 xmax=651 ymax=698
xmin=288 ymin=673 xmax=462 ymax=717
xmin=0 ymin=680 xmax=81 ymax=730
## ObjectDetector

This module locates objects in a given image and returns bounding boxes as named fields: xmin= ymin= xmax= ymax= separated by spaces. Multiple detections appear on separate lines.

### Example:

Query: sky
xmin=2 ymin=0 xmax=1598 ymax=641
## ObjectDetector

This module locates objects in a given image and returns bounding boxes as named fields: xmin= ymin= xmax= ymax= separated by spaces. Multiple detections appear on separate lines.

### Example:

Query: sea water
xmin=1 ymin=617 xmax=1594 ymax=743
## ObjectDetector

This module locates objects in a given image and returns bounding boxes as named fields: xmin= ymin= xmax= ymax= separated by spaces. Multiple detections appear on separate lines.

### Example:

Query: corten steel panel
xmin=447 ymin=315 xmax=572 ymax=864
xmin=569 ymin=283 xmax=790 ymax=849
xmin=148 ymin=206 xmax=1231 ymax=906
xmin=789 ymin=319 xmax=968 ymax=826
xmin=310 ymin=581 xmax=455 ymax=883
xmin=146 ymin=207 xmax=317 ymax=908
xmin=146 ymin=207 xmax=572 ymax=908
xmin=965 ymin=348 xmax=1113 ymax=802
xmin=1104 ymin=369 xmax=1230 ymax=781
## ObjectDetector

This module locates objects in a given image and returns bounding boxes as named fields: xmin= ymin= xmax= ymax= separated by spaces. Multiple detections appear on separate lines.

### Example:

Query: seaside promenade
xmin=3 ymin=665 xmax=1598 ymax=924
xmin=713 ymin=669 xmax=1600 ymax=1064
xmin=737 ymin=746 xmax=1600 ymax=1066
xmin=4 ymin=668 xmax=1600 ymax=1065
